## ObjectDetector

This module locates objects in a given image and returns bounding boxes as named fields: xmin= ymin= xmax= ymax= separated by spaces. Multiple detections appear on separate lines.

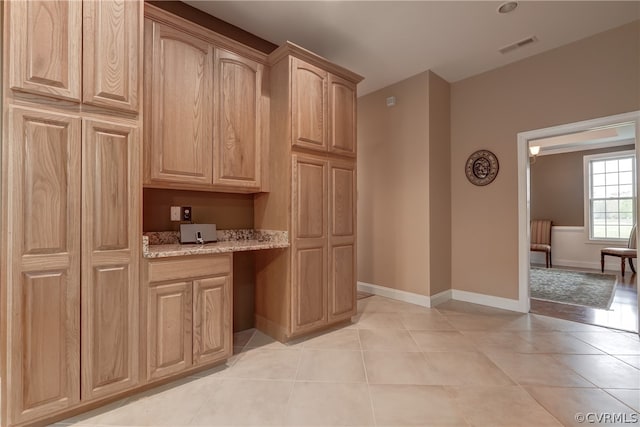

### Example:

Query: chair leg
xmin=621 ymin=257 xmax=626 ymax=277
xmin=545 ymin=252 xmax=549 ymax=268
xmin=629 ymin=258 xmax=636 ymax=274
xmin=601 ymin=253 xmax=605 ymax=273
xmin=549 ymin=249 xmax=552 ymax=268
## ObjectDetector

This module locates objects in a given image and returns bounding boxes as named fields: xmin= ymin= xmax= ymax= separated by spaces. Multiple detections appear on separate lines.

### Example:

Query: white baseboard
xmin=451 ymin=289 xmax=525 ymax=313
xmin=357 ymin=282 xmax=431 ymax=307
xmin=430 ymin=289 xmax=452 ymax=307
xmin=358 ymin=282 xmax=525 ymax=313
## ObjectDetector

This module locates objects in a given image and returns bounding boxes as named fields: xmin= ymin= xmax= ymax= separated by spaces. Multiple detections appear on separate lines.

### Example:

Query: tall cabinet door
xmin=291 ymin=58 xmax=328 ymax=152
xmin=193 ymin=274 xmax=232 ymax=365
xmin=81 ymin=119 xmax=140 ymax=400
xmin=145 ymin=20 xmax=213 ymax=185
xmin=213 ymin=49 xmax=263 ymax=189
xmin=291 ymin=155 xmax=328 ymax=334
xmin=328 ymin=75 xmax=357 ymax=157
xmin=83 ymin=0 xmax=141 ymax=112
xmin=329 ymin=160 xmax=357 ymax=322
xmin=7 ymin=107 xmax=81 ymax=424
xmin=8 ymin=0 xmax=82 ymax=102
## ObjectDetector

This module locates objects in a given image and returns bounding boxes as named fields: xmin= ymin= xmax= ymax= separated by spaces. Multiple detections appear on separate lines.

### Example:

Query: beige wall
xmin=451 ymin=21 xmax=640 ymax=299
xmin=531 ymin=144 xmax=635 ymax=226
xmin=427 ymin=72 xmax=452 ymax=296
xmin=358 ymin=72 xmax=430 ymax=295
xmin=357 ymin=71 xmax=451 ymax=297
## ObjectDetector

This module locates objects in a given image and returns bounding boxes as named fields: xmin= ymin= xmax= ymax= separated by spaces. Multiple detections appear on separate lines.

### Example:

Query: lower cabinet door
xmin=329 ymin=242 xmax=356 ymax=322
xmin=147 ymin=282 xmax=192 ymax=380
xmin=193 ymin=275 xmax=232 ymax=365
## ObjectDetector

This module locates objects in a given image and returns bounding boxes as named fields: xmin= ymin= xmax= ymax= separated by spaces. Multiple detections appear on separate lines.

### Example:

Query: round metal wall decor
xmin=465 ymin=150 xmax=499 ymax=186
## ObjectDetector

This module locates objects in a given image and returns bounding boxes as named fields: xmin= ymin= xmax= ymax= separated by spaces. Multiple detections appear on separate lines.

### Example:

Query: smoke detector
xmin=499 ymin=36 xmax=538 ymax=54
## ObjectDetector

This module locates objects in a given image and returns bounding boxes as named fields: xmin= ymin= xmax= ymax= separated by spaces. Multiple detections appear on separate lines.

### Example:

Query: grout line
xmin=357 ymin=326 xmax=378 ymax=427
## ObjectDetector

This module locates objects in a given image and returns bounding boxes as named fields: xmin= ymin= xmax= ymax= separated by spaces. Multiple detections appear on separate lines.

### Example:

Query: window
xmin=584 ymin=150 xmax=636 ymax=241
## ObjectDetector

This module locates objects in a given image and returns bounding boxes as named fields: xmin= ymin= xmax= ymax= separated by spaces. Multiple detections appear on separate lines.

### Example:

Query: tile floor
xmin=53 ymin=296 xmax=640 ymax=426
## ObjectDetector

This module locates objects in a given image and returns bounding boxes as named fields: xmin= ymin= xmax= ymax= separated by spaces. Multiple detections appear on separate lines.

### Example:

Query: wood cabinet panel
xmin=214 ymin=49 xmax=262 ymax=189
xmin=81 ymin=119 xmax=139 ymax=400
xmin=8 ymin=107 xmax=81 ymax=424
xmin=148 ymin=255 xmax=231 ymax=284
xmin=329 ymin=75 xmax=356 ymax=156
xmin=148 ymin=282 xmax=193 ymax=380
xmin=147 ymin=20 xmax=213 ymax=185
xmin=329 ymin=243 xmax=356 ymax=321
xmin=291 ymin=58 xmax=327 ymax=152
xmin=293 ymin=245 xmax=327 ymax=332
xmin=294 ymin=156 xmax=327 ymax=239
xmin=8 ymin=0 xmax=82 ymax=101
xmin=83 ymin=0 xmax=141 ymax=111
xmin=193 ymin=275 xmax=232 ymax=365
xmin=330 ymin=162 xmax=355 ymax=237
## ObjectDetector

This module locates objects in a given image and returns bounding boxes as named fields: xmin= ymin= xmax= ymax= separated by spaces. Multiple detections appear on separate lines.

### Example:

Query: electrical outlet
xmin=181 ymin=206 xmax=192 ymax=222
xmin=170 ymin=206 xmax=180 ymax=221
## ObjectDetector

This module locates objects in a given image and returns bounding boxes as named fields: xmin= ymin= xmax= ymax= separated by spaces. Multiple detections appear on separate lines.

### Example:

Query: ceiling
xmin=184 ymin=1 xmax=640 ymax=96
xmin=531 ymin=123 xmax=636 ymax=156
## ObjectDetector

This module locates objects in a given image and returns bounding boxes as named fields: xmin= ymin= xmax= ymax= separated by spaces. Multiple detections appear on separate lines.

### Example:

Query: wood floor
xmin=530 ymin=265 xmax=638 ymax=333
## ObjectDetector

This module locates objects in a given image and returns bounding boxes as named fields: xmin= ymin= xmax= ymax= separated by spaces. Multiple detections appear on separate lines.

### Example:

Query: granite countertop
xmin=143 ymin=229 xmax=288 ymax=258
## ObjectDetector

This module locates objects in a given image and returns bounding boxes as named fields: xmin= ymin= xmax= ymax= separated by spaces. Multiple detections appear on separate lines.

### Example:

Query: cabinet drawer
xmin=148 ymin=255 xmax=231 ymax=284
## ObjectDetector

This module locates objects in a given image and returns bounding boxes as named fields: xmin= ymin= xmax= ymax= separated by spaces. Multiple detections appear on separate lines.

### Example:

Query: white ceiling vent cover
xmin=499 ymin=36 xmax=538 ymax=54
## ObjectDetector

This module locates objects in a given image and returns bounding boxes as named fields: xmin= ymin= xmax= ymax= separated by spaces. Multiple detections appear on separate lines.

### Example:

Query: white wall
xmin=530 ymin=226 xmax=628 ymax=271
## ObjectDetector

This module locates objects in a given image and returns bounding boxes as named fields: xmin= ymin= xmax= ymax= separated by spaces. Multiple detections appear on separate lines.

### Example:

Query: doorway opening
xmin=517 ymin=111 xmax=640 ymax=332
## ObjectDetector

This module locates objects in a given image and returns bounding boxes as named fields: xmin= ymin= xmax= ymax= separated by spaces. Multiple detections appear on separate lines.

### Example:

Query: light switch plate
xmin=180 ymin=224 xmax=217 ymax=244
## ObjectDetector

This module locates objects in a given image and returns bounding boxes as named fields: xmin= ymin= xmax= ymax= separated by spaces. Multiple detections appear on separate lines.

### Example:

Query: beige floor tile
xmin=222 ymin=348 xmax=301 ymax=380
xmin=187 ymin=378 xmax=293 ymax=426
xmin=50 ymin=398 xmax=132 ymax=425
xmin=554 ymin=354 xmax=640 ymax=389
xmin=400 ymin=312 xmax=456 ymax=331
xmin=424 ymin=351 xmax=514 ymax=386
xmin=296 ymin=349 xmax=366 ymax=382
xmin=448 ymin=385 xmax=562 ymax=426
xmin=460 ymin=331 xmax=539 ymax=354
xmin=613 ymin=355 xmax=640 ymax=369
xmin=410 ymin=330 xmax=478 ymax=352
xmin=440 ymin=313 xmax=515 ymax=331
xmin=486 ymin=352 xmax=594 ymax=387
xmin=526 ymin=386 xmax=639 ymax=427
xmin=497 ymin=315 xmax=558 ymax=332
xmin=605 ymin=389 xmax=640 ymax=412
xmin=300 ymin=327 xmax=361 ymax=350
xmin=233 ymin=328 xmax=256 ymax=348
xmin=571 ymin=331 xmax=640 ymax=355
xmin=531 ymin=315 xmax=612 ymax=332
xmin=359 ymin=328 xmax=420 ymax=351
xmin=369 ymin=384 xmax=468 ymax=426
xmin=285 ymin=382 xmax=374 ymax=426
xmin=244 ymin=330 xmax=294 ymax=350
xmin=363 ymin=351 xmax=433 ymax=385
xmin=353 ymin=311 xmax=406 ymax=329
xmin=436 ymin=300 xmax=521 ymax=317
xmin=65 ymin=377 xmax=210 ymax=426
xmin=358 ymin=295 xmax=430 ymax=314
xmin=519 ymin=331 xmax=604 ymax=354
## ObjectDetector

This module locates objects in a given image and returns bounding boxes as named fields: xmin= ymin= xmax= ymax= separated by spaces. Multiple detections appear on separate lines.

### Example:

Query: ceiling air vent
xmin=499 ymin=36 xmax=538 ymax=54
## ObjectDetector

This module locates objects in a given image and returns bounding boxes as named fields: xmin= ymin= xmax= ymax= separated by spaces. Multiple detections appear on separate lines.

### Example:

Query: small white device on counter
xmin=180 ymin=224 xmax=217 ymax=244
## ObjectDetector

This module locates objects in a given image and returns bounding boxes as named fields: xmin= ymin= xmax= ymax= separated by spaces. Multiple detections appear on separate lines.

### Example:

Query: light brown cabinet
xmin=81 ymin=119 xmax=140 ymax=401
xmin=255 ymin=43 xmax=362 ymax=341
xmin=144 ymin=255 xmax=232 ymax=381
xmin=2 ymin=2 xmax=143 ymax=425
xmin=145 ymin=19 xmax=214 ymax=185
xmin=8 ymin=0 xmax=140 ymax=112
xmin=143 ymin=8 xmax=266 ymax=192
xmin=6 ymin=107 xmax=82 ymax=425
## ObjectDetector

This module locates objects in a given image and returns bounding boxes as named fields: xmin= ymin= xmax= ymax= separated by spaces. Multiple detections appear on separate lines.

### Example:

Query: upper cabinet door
xmin=291 ymin=58 xmax=328 ymax=152
xmin=328 ymin=75 xmax=357 ymax=157
xmin=213 ymin=49 xmax=263 ymax=189
xmin=146 ymin=20 xmax=213 ymax=185
xmin=8 ymin=0 xmax=82 ymax=102
xmin=83 ymin=0 xmax=141 ymax=112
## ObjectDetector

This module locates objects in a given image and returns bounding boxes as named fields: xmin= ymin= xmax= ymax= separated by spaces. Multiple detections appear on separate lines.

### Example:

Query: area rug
xmin=530 ymin=267 xmax=617 ymax=310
